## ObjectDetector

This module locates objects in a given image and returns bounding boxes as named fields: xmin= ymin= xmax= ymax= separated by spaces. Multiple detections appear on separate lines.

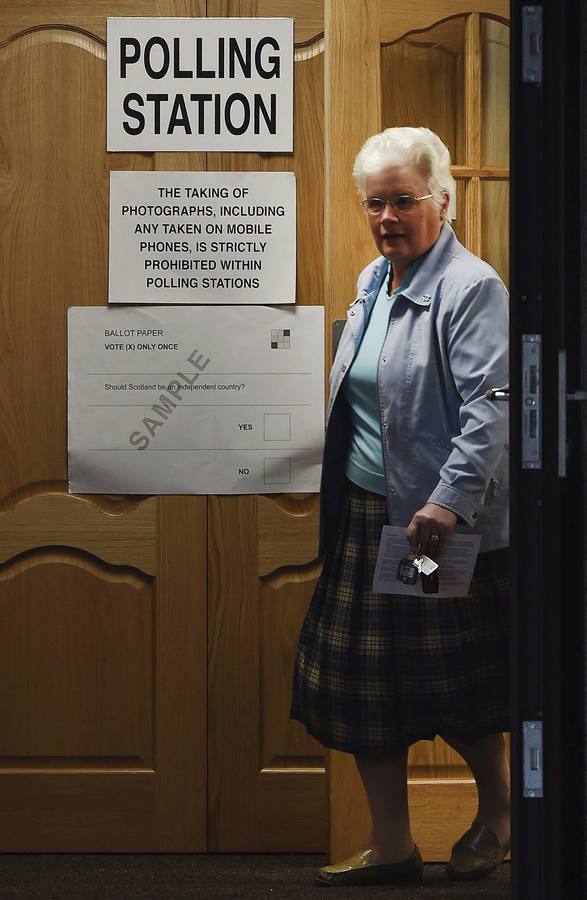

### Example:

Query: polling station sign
xmin=109 ymin=171 xmax=296 ymax=304
xmin=107 ymin=18 xmax=293 ymax=152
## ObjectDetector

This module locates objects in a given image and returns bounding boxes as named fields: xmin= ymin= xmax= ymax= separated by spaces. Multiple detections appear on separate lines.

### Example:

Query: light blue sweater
xmin=343 ymin=259 xmax=423 ymax=495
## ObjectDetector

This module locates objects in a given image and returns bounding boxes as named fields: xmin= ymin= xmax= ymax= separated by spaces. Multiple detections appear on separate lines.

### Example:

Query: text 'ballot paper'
xmin=68 ymin=305 xmax=324 ymax=495
xmin=109 ymin=171 xmax=296 ymax=304
xmin=373 ymin=526 xmax=482 ymax=598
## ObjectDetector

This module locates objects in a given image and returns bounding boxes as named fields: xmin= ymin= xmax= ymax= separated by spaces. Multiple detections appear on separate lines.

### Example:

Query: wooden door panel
xmin=0 ymin=491 xmax=207 ymax=849
xmin=260 ymin=572 xmax=324 ymax=767
xmin=209 ymin=0 xmax=323 ymax=45
xmin=380 ymin=16 xmax=467 ymax=248
xmin=381 ymin=17 xmax=465 ymax=165
xmin=207 ymin=0 xmax=327 ymax=852
xmin=1 ymin=31 xmax=107 ymax=490
xmin=0 ymin=494 xmax=157 ymax=573
xmin=0 ymin=774 xmax=157 ymax=852
xmin=0 ymin=1 xmax=207 ymax=851
xmin=208 ymin=494 xmax=327 ymax=851
xmin=0 ymin=0 xmax=205 ymax=41
xmin=257 ymin=494 xmax=319 ymax=576
xmin=0 ymin=551 xmax=154 ymax=762
xmin=379 ymin=1 xmax=509 ymax=42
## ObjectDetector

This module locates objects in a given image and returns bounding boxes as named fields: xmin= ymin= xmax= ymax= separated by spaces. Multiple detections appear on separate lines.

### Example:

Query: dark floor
xmin=0 ymin=855 xmax=510 ymax=900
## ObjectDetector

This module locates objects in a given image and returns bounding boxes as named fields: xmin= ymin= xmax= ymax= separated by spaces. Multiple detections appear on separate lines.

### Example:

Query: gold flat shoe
xmin=446 ymin=821 xmax=510 ymax=880
xmin=316 ymin=845 xmax=423 ymax=886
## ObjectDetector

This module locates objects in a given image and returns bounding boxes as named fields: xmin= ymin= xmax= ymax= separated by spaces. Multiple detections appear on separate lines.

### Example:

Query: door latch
xmin=523 ymin=720 xmax=543 ymax=798
xmin=522 ymin=335 xmax=541 ymax=469
xmin=522 ymin=6 xmax=543 ymax=84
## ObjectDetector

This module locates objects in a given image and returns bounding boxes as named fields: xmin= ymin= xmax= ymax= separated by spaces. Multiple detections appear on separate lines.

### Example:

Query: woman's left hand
xmin=405 ymin=502 xmax=458 ymax=559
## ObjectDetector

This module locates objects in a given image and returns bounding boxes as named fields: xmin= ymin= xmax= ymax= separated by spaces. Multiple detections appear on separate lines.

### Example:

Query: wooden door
xmin=0 ymin=2 xmax=207 ymax=851
xmin=1 ymin=0 xmax=510 ymax=855
xmin=325 ymin=0 xmax=510 ymax=862
xmin=1 ymin=0 xmax=328 ymax=853
xmin=206 ymin=0 xmax=328 ymax=852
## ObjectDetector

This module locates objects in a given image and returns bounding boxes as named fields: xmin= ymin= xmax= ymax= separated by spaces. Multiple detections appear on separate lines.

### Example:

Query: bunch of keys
xmin=397 ymin=546 xmax=440 ymax=593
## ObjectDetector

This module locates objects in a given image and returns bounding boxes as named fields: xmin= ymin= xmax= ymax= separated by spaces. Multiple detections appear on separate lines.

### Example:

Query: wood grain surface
xmin=379 ymin=0 xmax=508 ymax=43
xmin=0 ymin=554 xmax=154 ymax=763
xmin=0 ymin=0 xmax=208 ymax=851
xmin=205 ymin=0 xmax=327 ymax=852
xmin=0 ymin=493 xmax=157 ymax=574
xmin=257 ymin=494 xmax=319 ymax=576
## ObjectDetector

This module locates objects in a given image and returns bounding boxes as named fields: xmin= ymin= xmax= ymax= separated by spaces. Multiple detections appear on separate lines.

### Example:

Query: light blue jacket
xmin=319 ymin=223 xmax=509 ymax=557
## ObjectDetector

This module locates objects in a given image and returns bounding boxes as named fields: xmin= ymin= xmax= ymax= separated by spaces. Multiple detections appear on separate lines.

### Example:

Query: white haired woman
xmin=290 ymin=127 xmax=511 ymax=885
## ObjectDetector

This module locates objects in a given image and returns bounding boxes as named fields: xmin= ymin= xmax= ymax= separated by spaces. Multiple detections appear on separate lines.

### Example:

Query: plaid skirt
xmin=290 ymin=480 xmax=510 ymax=754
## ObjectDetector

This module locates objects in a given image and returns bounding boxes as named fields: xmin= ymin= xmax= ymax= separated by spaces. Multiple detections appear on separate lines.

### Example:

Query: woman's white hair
xmin=353 ymin=126 xmax=456 ymax=221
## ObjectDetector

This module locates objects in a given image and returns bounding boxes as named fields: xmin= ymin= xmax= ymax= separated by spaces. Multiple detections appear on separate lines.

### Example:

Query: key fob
xmin=421 ymin=570 xmax=440 ymax=594
xmin=397 ymin=556 xmax=419 ymax=585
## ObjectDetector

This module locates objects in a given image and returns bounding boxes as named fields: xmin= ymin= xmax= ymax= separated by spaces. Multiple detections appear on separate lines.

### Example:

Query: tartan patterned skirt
xmin=290 ymin=480 xmax=510 ymax=755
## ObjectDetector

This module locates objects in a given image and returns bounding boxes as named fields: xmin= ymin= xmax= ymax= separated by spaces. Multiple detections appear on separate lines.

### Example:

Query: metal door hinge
xmin=523 ymin=721 xmax=543 ymax=797
xmin=522 ymin=335 xmax=541 ymax=469
xmin=522 ymin=6 xmax=543 ymax=84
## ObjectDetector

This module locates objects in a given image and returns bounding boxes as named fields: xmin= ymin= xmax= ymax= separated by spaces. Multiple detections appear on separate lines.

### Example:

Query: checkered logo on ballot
xmin=270 ymin=328 xmax=290 ymax=349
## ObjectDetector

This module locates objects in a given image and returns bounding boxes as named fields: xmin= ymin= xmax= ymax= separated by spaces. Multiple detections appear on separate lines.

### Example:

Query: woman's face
xmin=364 ymin=164 xmax=448 ymax=271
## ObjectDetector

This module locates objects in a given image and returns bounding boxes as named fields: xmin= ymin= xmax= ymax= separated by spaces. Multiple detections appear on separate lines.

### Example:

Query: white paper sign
xmin=107 ymin=18 xmax=293 ymax=152
xmin=109 ymin=171 xmax=296 ymax=304
xmin=373 ymin=526 xmax=482 ymax=598
xmin=68 ymin=306 xmax=324 ymax=494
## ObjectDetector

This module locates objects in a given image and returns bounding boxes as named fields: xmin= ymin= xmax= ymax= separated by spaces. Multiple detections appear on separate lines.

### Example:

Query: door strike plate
xmin=523 ymin=720 xmax=543 ymax=798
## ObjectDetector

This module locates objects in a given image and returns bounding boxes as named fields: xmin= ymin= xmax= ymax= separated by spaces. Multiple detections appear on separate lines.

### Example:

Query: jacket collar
xmin=399 ymin=223 xmax=459 ymax=306
xmin=355 ymin=257 xmax=389 ymax=303
xmin=353 ymin=222 xmax=460 ymax=309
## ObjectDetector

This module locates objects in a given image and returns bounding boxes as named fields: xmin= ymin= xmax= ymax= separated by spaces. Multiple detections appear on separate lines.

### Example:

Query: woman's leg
xmin=354 ymin=749 xmax=416 ymax=862
xmin=441 ymin=732 xmax=511 ymax=844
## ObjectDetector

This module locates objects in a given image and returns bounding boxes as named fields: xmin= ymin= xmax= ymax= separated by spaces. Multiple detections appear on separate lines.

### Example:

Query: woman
xmin=290 ymin=127 xmax=510 ymax=885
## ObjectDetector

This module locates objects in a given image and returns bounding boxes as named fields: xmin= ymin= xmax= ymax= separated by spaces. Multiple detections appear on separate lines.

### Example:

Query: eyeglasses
xmin=361 ymin=194 xmax=434 ymax=215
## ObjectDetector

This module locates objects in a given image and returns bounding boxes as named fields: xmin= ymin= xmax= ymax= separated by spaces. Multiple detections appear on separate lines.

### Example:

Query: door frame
xmin=510 ymin=1 xmax=586 ymax=897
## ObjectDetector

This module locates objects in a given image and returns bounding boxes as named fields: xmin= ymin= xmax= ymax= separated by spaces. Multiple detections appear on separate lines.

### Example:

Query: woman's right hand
xmin=405 ymin=502 xmax=457 ymax=558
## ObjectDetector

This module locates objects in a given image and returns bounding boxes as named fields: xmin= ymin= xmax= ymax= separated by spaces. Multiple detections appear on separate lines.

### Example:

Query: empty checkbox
xmin=264 ymin=413 xmax=291 ymax=441
xmin=264 ymin=458 xmax=291 ymax=484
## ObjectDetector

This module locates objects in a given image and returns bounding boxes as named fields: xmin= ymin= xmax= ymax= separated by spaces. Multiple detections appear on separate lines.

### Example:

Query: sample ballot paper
xmin=373 ymin=526 xmax=483 ymax=598
xmin=68 ymin=306 xmax=324 ymax=494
